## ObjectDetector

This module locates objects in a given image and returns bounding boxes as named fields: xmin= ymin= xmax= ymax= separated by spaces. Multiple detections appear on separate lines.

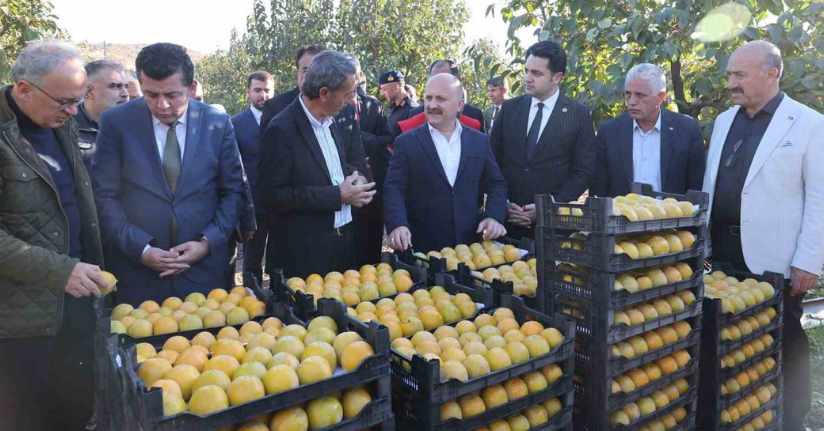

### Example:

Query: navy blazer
xmin=259 ymin=97 xmax=367 ymax=278
xmin=232 ymin=107 xmax=263 ymax=214
xmin=383 ymin=124 xmax=507 ymax=254
xmin=92 ymin=98 xmax=245 ymax=304
xmin=592 ymin=110 xmax=706 ymax=198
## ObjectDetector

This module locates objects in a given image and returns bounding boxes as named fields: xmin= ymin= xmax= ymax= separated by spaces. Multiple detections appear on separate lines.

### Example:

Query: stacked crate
xmin=697 ymin=263 xmax=785 ymax=431
xmin=113 ymin=299 xmax=393 ymax=431
xmin=536 ymin=184 xmax=709 ymax=430
xmin=391 ymin=274 xmax=575 ymax=431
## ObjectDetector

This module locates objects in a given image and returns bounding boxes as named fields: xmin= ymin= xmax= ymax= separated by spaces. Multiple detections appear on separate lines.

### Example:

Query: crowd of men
xmin=0 ymin=36 xmax=821 ymax=431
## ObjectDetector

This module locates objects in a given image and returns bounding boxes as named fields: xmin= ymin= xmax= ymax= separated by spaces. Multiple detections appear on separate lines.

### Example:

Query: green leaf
xmin=801 ymin=76 xmax=817 ymax=89
xmin=817 ymin=58 xmax=824 ymax=72
xmin=619 ymin=53 xmax=633 ymax=69
xmin=695 ymin=78 xmax=712 ymax=95
xmin=606 ymin=64 xmax=623 ymax=77
xmin=539 ymin=30 xmax=550 ymax=41
xmin=598 ymin=18 xmax=612 ymax=29
xmin=767 ymin=24 xmax=783 ymax=43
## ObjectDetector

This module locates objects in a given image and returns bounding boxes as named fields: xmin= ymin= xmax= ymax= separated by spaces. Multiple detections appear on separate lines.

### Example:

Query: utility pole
xmin=103 ymin=41 xmax=107 ymax=58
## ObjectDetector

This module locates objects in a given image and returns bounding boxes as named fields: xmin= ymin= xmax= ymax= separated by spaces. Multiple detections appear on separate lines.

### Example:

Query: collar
xmin=531 ymin=90 xmax=560 ymax=111
xmin=428 ymin=119 xmax=463 ymax=141
xmin=77 ymin=102 xmax=98 ymax=128
xmin=250 ymin=105 xmax=263 ymax=122
xmin=760 ymin=91 xmax=784 ymax=115
xmin=632 ymin=109 xmax=662 ymax=133
xmin=152 ymin=103 xmax=189 ymax=128
xmin=298 ymin=94 xmax=333 ymax=129
xmin=6 ymin=86 xmax=40 ymax=131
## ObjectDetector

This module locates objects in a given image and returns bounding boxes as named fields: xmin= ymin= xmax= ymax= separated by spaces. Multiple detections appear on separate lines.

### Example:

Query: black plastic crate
xmin=541 ymin=290 xmax=703 ymax=344
xmin=119 ymin=299 xmax=391 ymax=431
xmin=390 ymin=294 xmax=575 ymax=410
xmin=397 ymin=236 xmax=535 ymax=284
xmin=575 ymin=316 xmax=702 ymax=378
xmin=575 ymin=341 xmax=700 ymax=412
xmin=540 ymin=255 xmax=704 ymax=309
xmin=702 ymin=305 xmax=784 ymax=362
xmin=702 ymin=264 xmax=785 ymax=330
xmin=574 ymin=384 xmax=698 ymax=431
xmin=536 ymin=183 xmax=709 ymax=235
xmin=700 ymin=327 xmax=784 ymax=386
xmin=454 ymin=264 xmax=539 ymax=310
xmin=273 ymin=252 xmax=427 ymax=320
xmin=698 ymin=374 xmax=784 ymax=431
xmin=537 ymin=226 xmax=707 ymax=273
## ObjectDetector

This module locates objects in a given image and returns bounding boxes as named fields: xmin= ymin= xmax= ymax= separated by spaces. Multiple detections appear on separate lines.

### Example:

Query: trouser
xmin=227 ymin=231 xmax=240 ymax=289
xmin=356 ymin=194 xmax=384 ymax=266
xmin=242 ymin=216 xmax=268 ymax=283
xmin=711 ymin=224 xmax=811 ymax=431
xmin=329 ymin=223 xmax=359 ymax=273
xmin=0 ymin=295 xmax=96 ymax=431
xmin=504 ymin=222 xmax=535 ymax=242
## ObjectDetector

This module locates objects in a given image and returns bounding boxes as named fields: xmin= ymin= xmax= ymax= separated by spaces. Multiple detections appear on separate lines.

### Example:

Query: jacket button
xmin=21 ymin=173 xmax=27 ymax=178
xmin=524 ymin=168 xmax=529 ymax=172
xmin=85 ymin=181 xmax=90 ymax=186
xmin=53 ymin=232 xmax=58 ymax=236
xmin=91 ymin=223 xmax=96 ymax=228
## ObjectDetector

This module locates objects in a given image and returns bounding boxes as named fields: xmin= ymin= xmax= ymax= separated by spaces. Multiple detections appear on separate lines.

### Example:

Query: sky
xmin=51 ymin=0 xmax=528 ymax=56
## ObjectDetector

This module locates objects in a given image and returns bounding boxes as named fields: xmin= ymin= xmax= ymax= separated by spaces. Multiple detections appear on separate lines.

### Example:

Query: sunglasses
xmin=724 ymin=139 xmax=744 ymax=168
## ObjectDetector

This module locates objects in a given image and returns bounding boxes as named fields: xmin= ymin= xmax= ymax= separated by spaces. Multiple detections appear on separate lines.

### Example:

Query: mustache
xmin=427 ymin=108 xmax=443 ymax=115
xmin=731 ymin=88 xmax=744 ymax=94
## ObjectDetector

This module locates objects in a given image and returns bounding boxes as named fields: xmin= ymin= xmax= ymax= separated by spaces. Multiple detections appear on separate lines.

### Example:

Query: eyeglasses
xmin=23 ymin=80 xmax=87 ymax=111
xmin=724 ymin=139 xmax=744 ymax=168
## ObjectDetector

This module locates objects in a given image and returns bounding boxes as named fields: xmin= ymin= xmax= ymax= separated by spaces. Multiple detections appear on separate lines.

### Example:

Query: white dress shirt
xmin=429 ymin=120 xmax=463 ymax=187
xmin=152 ymin=105 xmax=188 ymax=163
xmin=632 ymin=111 xmax=663 ymax=191
xmin=527 ymin=90 xmax=560 ymax=141
xmin=489 ymin=104 xmax=501 ymax=130
xmin=250 ymin=105 xmax=263 ymax=126
xmin=298 ymin=95 xmax=352 ymax=228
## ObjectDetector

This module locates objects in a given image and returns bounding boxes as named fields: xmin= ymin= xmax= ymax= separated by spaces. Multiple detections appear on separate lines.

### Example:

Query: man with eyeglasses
xmin=592 ymin=63 xmax=705 ymax=197
xmin=703 ymin=40 xmax=824 ymax=431
xmin=0 ymin=39 xmax=108 ymax=430
xmin=73 ymin=59 xmax=129 ymax=168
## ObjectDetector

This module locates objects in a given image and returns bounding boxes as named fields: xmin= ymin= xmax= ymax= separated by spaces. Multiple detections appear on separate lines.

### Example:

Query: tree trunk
xmin=670 ymin=58 xmax=693 ymax=117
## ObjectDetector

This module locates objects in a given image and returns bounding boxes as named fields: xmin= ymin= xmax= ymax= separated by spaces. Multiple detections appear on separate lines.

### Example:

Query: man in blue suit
xmin=384 ymin=74 xmax=508 ymax=254
xmin=592 ymin=63 xmax=706 ymax=197
xmin=93 ymin=43 xmax=245 ymax=304
xmin=232 ymin=71 xmax=274 ymax=284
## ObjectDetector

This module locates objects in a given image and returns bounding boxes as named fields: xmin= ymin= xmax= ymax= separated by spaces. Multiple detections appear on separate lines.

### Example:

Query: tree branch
xmin=610 ymin=0 xmax=632 ymax=19
xmin=671 ymin=59 xmax=687 ymax=113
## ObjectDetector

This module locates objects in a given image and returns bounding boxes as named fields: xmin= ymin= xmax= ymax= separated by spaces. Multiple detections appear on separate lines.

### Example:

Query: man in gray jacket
xmin=0 ymin=40 xmax=108 ymax=430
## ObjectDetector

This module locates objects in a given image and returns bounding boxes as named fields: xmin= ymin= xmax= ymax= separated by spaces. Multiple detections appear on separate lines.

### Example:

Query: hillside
xmin=76 ymin=42 xmax=206 ymax=71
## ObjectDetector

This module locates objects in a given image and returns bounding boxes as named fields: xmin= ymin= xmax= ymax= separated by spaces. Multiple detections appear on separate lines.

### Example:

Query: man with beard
xmin=73 ymin=59 xmax=129 ymax=167
xmin=232 ymin=71 xmax=274 ymax=284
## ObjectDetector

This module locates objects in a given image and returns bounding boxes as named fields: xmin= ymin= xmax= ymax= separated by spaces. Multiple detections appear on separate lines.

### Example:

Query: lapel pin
xmin=788 ymin=115 xmax=794 ymax=120
xmin=669 ymin=127 xmax=674 ymax=131
xmin=562 ymin=107 xmax=568 ymax=113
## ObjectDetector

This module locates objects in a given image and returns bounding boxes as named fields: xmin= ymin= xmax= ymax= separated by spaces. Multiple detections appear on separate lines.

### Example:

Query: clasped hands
xmin=507 ymin=202 xmax=536 ymax=227
xmin=141 ymin=240 xmax=211 ymax=278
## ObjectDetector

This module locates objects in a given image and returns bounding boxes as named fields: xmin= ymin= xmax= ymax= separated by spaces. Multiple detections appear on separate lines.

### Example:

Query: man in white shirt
xmin=92 ymin=43 xmax=246 ymax=304
xmin=232 ymin=71 xmax=274 ymax=284
xmin=592 ymin=63 xmax=705 ymax=198
xmin=485 ymin=76 xmax=508 ymax=134
xmin=259 ymin=51 xmax=373 ymax=278
xmin=384 ymin=73 xmax=508 ymax=253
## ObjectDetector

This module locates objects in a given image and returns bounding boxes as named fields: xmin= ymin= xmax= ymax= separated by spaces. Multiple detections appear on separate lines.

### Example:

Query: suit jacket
xmin=703 ymin=95 xmax=824 ymax=278
xmin=490 ymin=94 xmax=596 ymax=205
xmin=356 ymin=88 xmax=392 ymax=187
xmin=383 ymin=124 xmax=507 ymax=254
xmin=92 ymin=98 xmax=246 ymax=304
xmin=410 ymin=103 xmax=486 ymax=134
xmin=485 ymin=105 xmax=502 ymax=136
xmin=260 ymin=86 xmax=300 ymax=138
xmin=592 ymin=110 xmax=706 ymax=197
xmin=334 ymin=104 xmax=367 ymax=174
xmin=230 ymin=108 xmax=260 ymax=236
xmin=259 ymin=97 xmax=367 ymax=278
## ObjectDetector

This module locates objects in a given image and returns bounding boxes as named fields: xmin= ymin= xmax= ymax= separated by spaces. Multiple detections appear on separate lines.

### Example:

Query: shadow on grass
xmin=809 ymin=323 xmax=824 ymax=430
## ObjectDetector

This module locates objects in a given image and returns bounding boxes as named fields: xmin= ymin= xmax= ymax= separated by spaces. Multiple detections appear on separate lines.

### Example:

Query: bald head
xmin=427 ymin=73 xmax=463 ymax=99
xmin=726 ymin=40 xmax=783 ymax=115
xmin=424 ymin=73 xmax=465 ymax=132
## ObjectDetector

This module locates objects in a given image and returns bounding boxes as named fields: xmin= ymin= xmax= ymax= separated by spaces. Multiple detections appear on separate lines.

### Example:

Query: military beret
xmin=379 ymin=69 xmax=404 ymax=85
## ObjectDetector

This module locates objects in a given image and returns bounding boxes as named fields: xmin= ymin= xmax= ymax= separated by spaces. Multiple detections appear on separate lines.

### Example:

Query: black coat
xmin=259 ymin=87 xmax=300 ymax=138
xmin=591 ymin=110 xmax=706 ymax=198
xmin=259 ymin=97 xmax=367 ymax=278
xmin=410 ymin=103 xmax=486 ymax=134
xmin=356 ymin=88 xmax=392 ymax=187
xmin=490 ymin=93 xmax=596 ymax=206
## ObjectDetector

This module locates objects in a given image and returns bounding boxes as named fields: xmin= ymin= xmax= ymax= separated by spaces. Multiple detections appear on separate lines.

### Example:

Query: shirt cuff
xmin=142 ymin=244 xmax=151 ymax=255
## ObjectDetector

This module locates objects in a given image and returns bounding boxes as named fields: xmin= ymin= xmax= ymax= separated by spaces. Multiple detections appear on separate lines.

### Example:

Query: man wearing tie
xmin=232 ymin=71 xmax=274 ymax=284
xmin=490 ymin=40 xmax=596 ymax=239
xmin=592 ymin=63 xmax=705 ymax=197
xmin=485 ymin=76 xmax=508 ymax=135
xmin=93 ymin=43 xmax=245 ymax=304
xmin=259 ymin=51 xmax=373 ymax=278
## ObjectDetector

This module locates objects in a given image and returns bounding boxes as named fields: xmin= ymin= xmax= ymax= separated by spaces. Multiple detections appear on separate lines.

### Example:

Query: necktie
xmin=490 ymin=106 xmax=497 ymax=129
xmin=163 ymin=122 xmax=181 ymax=245
xmin=527 ymin=103 xmax=544 ymax=159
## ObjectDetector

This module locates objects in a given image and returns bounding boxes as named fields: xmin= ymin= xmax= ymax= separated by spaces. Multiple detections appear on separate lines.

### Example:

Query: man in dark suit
xmin=379 ymin=69 xmax=417 ymax=139
xmin=232 ymin=71 xmax=274 ymax=283
xmin=344 ymin=53 xmax=394 ymax=265
xmin=384 ymin=74 xmax=507 ymax=253
xmin=260 ymin=51 xmax=374 ymax=278
xmin=485 ymin=76 xmax=508 ymax=135
xmin=490 ymin=40 xmax=596 ymax=239
xmin=260 ymin=45 xmax=325 ymax=137
xmin=407 ymin=60 xmax=486 ymax=133
xmin=93 ymin=43 xmax=245 ymax=304
xmin=592 ymin=63 xmax=706 ymax=197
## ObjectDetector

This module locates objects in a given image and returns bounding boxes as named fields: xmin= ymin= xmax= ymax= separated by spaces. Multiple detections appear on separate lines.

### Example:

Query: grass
xmin=808 ymin=324 xmax=824 ymax=430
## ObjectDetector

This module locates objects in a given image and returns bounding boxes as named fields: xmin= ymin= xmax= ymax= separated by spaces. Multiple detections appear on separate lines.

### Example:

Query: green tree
xmin=489 ymin=0 xmax=824 ymax=135
xmin=0 ymin=0 xmax=64 ymax=83
xmin=462 ymin=37 xmax=513 ymax=110
xmin=195 ymin=0 xmax=470 ymax=115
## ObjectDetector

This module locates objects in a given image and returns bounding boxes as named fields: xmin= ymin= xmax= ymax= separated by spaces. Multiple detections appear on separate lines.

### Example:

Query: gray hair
xmin=302 ymin=51 xmax=357 ymax=100
xmin=11 ymin=39 xmax=83 ymax=85
xmin=342 ymin=52 xmax=361 ymax=71
xmin=85 ymin=59 xmax=126 ymax=83
xmin=748 ymin=40 xmax=783 ymax=78
xmin=625 ymin=63 xmax=667 ymax=94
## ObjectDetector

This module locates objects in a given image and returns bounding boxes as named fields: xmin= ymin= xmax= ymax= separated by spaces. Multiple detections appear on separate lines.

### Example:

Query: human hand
xmin=388 ymin=226 xmax=413 ymax=251
xmin=65 ymin=262 xmax=105 ymax=298
xmin=477 ymin=218 xmax=507 ymax=241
